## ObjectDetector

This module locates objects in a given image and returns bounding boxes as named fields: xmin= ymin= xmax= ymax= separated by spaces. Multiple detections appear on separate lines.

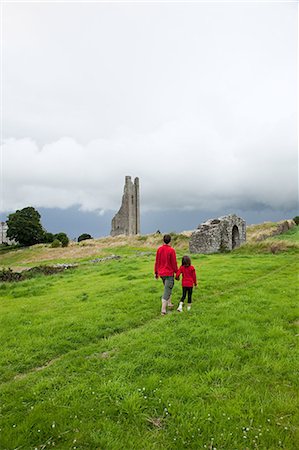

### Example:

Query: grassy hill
xmin=0 ymin=223 xmax=298 ymax=449
xmin=0 ymin=220 xmax=298 ymax=270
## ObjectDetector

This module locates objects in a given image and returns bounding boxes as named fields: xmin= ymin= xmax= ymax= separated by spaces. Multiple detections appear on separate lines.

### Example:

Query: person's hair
xmin=182 ymin=255 xmax=191 ymax=266
xmin=163 ymin=234 xmax=171 ymax=244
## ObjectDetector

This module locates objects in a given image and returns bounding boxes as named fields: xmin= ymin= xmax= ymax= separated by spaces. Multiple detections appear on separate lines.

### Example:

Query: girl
xmin=176 ymin=255 xmax=197 ymax=312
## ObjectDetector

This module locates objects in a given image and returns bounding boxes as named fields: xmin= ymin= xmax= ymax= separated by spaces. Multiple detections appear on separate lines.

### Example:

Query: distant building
xmin=0 ymin=221 xmax=16 ymax=245
xmin=111 ymin=176 xmax=140 ymax=236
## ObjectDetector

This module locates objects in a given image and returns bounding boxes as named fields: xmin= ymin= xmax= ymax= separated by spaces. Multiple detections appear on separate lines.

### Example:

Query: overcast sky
xmin=0 ymin=1 xmax=298 ymax=236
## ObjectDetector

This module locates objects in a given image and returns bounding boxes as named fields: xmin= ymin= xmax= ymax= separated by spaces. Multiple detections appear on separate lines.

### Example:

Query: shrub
xmin=78 ymin=233 xmax=93 ymax=242
xmin=51 ymin=239 xmax=61 ymax=248
xmin=293 ymin=216 xmax=299 ymax=226
xmin=54 ymin=232 xmax=69 ymax=247
xmin=42 ymin=232 xmax=55 ymax=243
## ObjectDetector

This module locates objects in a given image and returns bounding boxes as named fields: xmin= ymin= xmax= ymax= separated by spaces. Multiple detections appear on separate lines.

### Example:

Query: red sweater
xmin=154 ymin=244 xmax=178 ymax=277
xmin=176 ymin=265 xmax=197 ymax=287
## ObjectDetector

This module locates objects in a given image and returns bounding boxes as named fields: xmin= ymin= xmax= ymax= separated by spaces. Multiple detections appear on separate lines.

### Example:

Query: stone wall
xmin=189 ymin=214 xmax=246 ymax=254
xmin=0 ymin=221 xmax=16 ymax=245
xmin=111 ymin=176 xmax=140 ymax=236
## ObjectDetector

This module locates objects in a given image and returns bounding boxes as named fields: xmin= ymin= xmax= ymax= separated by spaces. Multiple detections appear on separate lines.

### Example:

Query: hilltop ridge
xmin=0 ymin=219 xmax=298 ymax=271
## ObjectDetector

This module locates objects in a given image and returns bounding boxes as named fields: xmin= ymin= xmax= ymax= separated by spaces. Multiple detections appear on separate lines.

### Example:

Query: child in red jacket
xmin=176 ymin=255 xmax=197 ymax=312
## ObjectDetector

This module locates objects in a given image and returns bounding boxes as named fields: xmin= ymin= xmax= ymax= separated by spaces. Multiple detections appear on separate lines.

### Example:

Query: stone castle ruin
xmin=111 ymin=176 xmax=140 ymax=236
xmin=189 ymin=214 xmax=246 ymax=254
xmin=0 ymin=221 xmax=15 ymax=245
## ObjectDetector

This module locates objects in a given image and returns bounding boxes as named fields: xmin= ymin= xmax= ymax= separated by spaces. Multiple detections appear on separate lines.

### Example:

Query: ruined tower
xmin=110 ymin=176 xmax=140 ymax=236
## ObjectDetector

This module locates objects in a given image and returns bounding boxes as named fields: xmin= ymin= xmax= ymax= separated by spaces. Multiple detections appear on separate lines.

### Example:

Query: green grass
xmin=271 ymin=225 xmax=299 ymax=242
xmin=0 ymin=237 xmax=298 ymax=449
xmin=0 ymin=244 xmax=155 ymax=269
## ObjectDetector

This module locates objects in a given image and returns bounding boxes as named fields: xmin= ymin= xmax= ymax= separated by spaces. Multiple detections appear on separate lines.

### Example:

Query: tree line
xmin=5 ymin=206 xmax=93 ymax=247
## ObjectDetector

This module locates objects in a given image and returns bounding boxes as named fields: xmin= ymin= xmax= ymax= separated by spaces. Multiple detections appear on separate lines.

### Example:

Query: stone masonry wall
xmin=0 ymin=222 xmax=16 ymax=245
xmin=189 ymin=214 xmax=246 ymax=254
xmin=110 ymin=176 xmax=140 ymax=236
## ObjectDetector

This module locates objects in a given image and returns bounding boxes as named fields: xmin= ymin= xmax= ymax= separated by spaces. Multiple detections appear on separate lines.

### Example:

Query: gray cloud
xmin=1 ymin=2 xmax=297 ymax=216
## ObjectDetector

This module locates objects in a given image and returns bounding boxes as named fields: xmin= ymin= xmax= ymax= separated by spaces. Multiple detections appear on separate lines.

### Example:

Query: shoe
xmin=161 ymin=299 xmax=167 ymax=315
xmin=177 ymin=302 xmax=183 ymax=312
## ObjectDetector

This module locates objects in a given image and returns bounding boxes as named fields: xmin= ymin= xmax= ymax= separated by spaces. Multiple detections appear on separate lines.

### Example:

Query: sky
xmin=0 ymin=1 xmax=298 ymax=238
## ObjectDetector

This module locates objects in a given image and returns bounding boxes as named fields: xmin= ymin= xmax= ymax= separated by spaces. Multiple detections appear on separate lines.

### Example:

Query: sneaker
xmin=187 ymin=306 xmax=191 ymax=311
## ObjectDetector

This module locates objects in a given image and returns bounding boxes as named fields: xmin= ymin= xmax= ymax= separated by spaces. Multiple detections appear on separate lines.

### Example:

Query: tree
xmin=293 ymin=216 xmax=299 ymax=226
xmin=78 ymin=233 xmax=93 ymax=242
xmin=7 ymin=207 xmax=45 ymax=246
xmin=42 ymin=232 xmax=55 ymax=243
xmin=54 ymin=232 xmax=69 ymax=247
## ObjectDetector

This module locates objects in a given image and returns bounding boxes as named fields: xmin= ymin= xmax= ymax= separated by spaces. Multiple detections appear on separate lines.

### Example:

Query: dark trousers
xmin=180 ymin=287 xmax=193 ymax=304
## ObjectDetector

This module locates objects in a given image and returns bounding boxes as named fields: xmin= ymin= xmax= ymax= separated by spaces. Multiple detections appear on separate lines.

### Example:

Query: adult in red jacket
xmin=154 ymin=234 xmax=178 ymax=315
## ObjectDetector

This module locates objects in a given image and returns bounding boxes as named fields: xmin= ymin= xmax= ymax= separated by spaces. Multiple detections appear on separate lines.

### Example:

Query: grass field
xmin=0 ymin=226 xmax=298 ymax=449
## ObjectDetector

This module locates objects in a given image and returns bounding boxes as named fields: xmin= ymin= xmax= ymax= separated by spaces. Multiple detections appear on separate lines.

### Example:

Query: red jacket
xmin=176 ymin=265 xmax=197 ymax=287
xmin=155 ymin=244 xmax=178 ymax=277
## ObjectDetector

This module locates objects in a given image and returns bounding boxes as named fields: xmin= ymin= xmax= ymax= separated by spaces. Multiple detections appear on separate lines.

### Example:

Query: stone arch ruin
xmin=189 ymin=214 xmax=246 ymax=254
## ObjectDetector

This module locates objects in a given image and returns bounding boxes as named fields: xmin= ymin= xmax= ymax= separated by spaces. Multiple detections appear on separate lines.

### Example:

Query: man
xmin=154 ymin=234 xmax=178 ymax=315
